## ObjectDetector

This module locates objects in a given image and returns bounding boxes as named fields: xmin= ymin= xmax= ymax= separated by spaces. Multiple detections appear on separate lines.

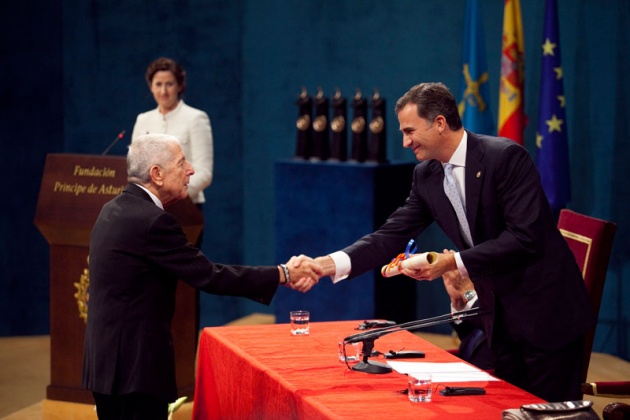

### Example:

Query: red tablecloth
xmin=193 ymin=320 xmax=543 ymax=419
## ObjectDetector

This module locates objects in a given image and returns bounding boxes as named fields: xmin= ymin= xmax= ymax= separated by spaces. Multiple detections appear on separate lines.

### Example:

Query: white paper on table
xmin=386 ymin=361 xmax=499 ymax=383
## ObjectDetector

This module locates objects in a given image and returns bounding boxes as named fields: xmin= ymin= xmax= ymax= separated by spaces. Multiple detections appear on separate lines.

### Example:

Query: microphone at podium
xmin=102 ymin=130 xmax=126 ymax=155
xmin=341 ymin=308 xmax=486 ymax=374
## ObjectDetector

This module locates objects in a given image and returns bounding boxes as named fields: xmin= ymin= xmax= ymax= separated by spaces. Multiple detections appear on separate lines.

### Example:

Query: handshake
xmin=278 ymin=255 xmax=336 ymax=293
xmin=280 ymin=249 xmax=460 ymax=293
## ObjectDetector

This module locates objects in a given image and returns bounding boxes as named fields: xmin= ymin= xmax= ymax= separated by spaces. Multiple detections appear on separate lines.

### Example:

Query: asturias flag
xmin=498 ymin=0 xmax=526 ymax=144
xmin=458 ymin=0 xmax=494 ymax=135
xmin=535 ymin=0 xmax=571 ymax=211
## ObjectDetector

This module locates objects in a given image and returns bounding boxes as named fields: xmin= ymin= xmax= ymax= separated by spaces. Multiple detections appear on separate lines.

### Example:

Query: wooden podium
xmin=34 ymin=153 xmax=202 ymax=404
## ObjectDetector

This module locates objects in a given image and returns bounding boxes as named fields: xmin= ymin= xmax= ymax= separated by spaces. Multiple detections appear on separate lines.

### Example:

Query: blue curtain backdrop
xmin=1 ymin=0 xmax=629 ymax=361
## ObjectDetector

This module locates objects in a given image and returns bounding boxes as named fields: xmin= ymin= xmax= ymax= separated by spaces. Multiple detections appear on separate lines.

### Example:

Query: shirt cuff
xmin=329 ymin=251 xmax=351 ymax=283
xmin=454 ymin=252 xmax=469 ymax=278
xmin=450 ymin=295 xmax=478 ymax=324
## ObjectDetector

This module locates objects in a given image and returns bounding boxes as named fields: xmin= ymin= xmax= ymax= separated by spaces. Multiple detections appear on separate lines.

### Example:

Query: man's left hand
xmin=400 ymin=251 xmax=457 ymax=281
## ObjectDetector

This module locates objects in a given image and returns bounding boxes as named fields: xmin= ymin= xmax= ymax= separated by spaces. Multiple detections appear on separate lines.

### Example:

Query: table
xmin=193 ymin=321 xmax=544 ymax=419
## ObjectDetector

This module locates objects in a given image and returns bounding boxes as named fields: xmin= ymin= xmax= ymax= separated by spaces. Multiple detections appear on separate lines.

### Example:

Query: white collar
xmin=156 ymin=99 xmax=184 ymax=119
xmin=446 ymin=131 xmax=468 ymax=168
xmin=134 ymin=183 xmax=164 ymax=210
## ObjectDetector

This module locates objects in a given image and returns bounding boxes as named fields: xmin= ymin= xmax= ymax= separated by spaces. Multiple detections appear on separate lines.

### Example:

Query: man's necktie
xmin=443 ymin=163 xmax=473 ymax=247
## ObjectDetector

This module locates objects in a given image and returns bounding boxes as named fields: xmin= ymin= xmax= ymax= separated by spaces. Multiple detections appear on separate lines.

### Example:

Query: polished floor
xmin=2 ymin=314 xmax=629 ymax=419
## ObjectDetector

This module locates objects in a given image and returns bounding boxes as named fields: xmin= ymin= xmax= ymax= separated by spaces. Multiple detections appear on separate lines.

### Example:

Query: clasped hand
xmin=284 ymin=255 xmax=322 ymax=292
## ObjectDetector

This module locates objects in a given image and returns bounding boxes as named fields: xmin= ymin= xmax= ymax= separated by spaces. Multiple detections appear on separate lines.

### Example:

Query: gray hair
xmin=127 ymin=133 xmax=181 ymax=184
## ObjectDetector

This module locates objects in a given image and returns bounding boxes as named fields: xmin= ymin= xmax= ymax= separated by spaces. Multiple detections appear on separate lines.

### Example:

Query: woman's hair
xmin=395 ymin=82 xmax=463 ymax=130
xmin=145 ymin=57 xmax=187 ymax=97
xmin=127 ymin=133 xmax=180 ymax=184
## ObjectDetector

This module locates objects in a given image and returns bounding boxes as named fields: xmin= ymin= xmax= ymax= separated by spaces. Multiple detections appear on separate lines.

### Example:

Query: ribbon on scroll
xmin=381 ymin=252 xmax=439 ymax=278
xmin=381 ymin=240 xmax=438 ymax=278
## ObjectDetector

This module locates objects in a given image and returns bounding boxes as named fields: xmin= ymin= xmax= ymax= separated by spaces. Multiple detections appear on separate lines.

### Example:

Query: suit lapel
xmin=427 ymin=160 xmax=451 ymax=212
xmin=465 ymin=131 xmax=486 ymax=242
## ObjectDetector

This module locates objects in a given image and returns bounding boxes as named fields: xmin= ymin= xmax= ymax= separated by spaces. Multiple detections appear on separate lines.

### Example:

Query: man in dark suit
xmin=309 ymin=83 xmax=593 ymax=402
xmin=83 ymin=133 xmax=321 ymax=419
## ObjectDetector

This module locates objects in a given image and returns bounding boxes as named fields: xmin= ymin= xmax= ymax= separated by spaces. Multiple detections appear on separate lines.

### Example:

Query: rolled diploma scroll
xmin=381 ymin=252 xmax=439 ymax=278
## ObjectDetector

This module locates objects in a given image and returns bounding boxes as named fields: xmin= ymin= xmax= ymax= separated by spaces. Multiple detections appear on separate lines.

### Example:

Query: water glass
xmin=408 ymin=373 xmax=432 ymax=403
xmin=338 ymin=339 xmax=361 ymax=363
xmin=290 ymin=310 xmax=310 ymax=335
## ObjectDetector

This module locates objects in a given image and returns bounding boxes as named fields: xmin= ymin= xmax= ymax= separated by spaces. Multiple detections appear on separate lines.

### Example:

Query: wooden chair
xmin=582 ymin=378 xmax=630 ymax=419
xmin=559 ymin=210 xmax=625 ymax=419
xmin=557 ymin=209 xmax=617 ymax=385
xmin=601 ymin=402 xmax=630 ymax=420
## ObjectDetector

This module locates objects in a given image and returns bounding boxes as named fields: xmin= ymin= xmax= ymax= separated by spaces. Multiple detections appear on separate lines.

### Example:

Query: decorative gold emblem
xmin=369 ymin=116 xmax=384 ymax=134
xmin=296 ymin=114 xmax=311 ymax=131
xmin=352 ymin=116 xmax=366 ymax=134
xmin=331 ymin=115 xmax=346 ymax=132
xmin=313 ymin=115 xmax=328 ymax=132
xmin=457 ymin=63 xmax=490 ymax=115
xmin=73 ymin=259 xmax=90 ymax=323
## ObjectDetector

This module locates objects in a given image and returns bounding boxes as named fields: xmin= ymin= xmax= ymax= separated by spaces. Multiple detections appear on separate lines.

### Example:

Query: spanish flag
xmin=498 ymin=0 xmax=526 ymax=144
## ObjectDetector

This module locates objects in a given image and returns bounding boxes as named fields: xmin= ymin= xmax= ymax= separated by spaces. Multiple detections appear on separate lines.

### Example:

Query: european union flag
xmin=458 ymin=0 xmax=494 ymax=135
xmin=535 ymin=0 xmax=571 ymax=211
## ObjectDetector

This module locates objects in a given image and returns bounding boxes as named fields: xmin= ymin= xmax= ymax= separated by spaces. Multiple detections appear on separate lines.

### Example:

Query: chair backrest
xmin=557 ymin=209 xmax=617 ymax=384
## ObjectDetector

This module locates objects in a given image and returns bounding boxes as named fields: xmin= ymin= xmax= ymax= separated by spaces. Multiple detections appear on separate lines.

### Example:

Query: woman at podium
xmin=131 ymin=57 xmax=213 ymax=209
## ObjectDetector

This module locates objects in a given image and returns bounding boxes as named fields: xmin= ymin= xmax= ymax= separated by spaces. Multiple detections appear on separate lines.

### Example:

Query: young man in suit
xmin=308 ymin=83 xmax=593 ymax=402
xmin=83 ymin=133 xmax=321 ymax=419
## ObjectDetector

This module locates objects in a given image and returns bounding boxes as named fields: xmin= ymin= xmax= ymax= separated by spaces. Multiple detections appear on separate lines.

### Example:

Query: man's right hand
xmin=441 ymin=250 xmax=474 ymax=311
xmin=284 ymin=255 xmax=322 ymax=292
xmin=313 ymin=256 xmax=337 ymax=277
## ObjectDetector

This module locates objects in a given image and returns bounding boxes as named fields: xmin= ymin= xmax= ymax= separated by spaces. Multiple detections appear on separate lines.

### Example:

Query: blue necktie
xmin=443 ymin=163 xmax=473 ymax=247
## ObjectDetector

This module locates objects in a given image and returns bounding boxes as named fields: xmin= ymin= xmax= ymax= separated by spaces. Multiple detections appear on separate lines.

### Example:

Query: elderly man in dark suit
xmin=309 ymin=83 xmax=593 ymax=402
xmin=83 ymin=133 xmax=321 ymax=419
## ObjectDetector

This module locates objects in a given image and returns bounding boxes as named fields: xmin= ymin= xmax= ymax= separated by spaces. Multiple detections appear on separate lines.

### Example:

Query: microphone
xmin=341 ymin=308 xmax=487 ymax=374
xmin=343 ymin=308 xmax=481 ymax=343
xmin=102 ymin=130 xmax=126 ymax=155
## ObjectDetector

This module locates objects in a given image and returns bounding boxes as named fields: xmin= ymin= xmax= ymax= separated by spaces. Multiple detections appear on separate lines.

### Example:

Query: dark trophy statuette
xmin=295 ymin=86 xmax=313 ymax=159
xmin=311 ymin=87 xmax=330 ymax=161
xmin=350 ymin=88 xmax=368 ymax=162
xmin=367 ymin=88 xmax=387 ymax=163
xmin=329 ymin=88 xmax=347 ymax=161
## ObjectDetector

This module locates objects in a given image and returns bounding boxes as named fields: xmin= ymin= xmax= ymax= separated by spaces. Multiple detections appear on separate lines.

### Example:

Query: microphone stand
xmin=102 ymin=130 xmax=126 ymax=155
xmin=343 ymin=308 xmax=485 ymax=374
